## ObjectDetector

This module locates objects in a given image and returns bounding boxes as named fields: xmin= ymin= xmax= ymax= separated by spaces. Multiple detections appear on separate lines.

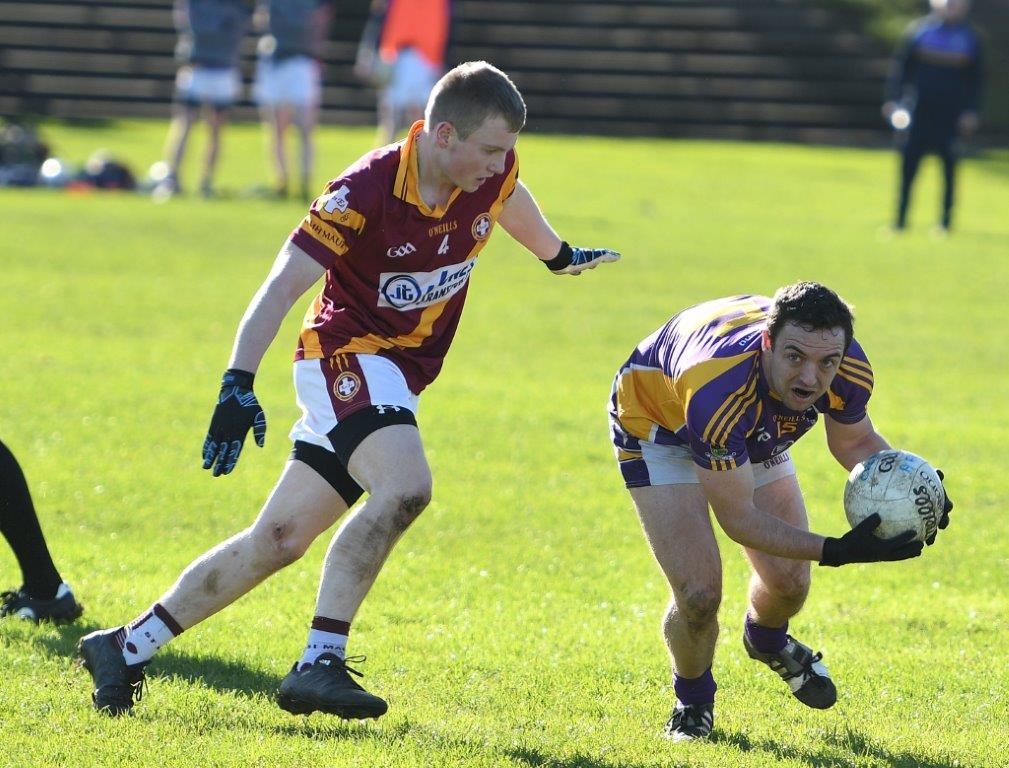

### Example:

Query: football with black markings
xmin=844 ymin=450 xmax=945 ymax=543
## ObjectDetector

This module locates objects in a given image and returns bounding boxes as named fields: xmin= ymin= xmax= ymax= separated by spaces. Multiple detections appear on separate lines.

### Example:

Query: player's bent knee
xmin=250 ymin=520 xmax=313 ymax=570
xmin=675 ymin=587 xmax=722 ymax=625
xmin=389 ymin=485 xmax=432 ymax=533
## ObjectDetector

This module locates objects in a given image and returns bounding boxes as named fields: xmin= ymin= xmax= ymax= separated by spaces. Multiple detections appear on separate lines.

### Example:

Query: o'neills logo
xmin=471 ymin=213 xmax=492 ymax=241
xmin=378 ymin=258 xmax=478 ymax=310
xmin=428 ymin=220 xmax=458 ymax=237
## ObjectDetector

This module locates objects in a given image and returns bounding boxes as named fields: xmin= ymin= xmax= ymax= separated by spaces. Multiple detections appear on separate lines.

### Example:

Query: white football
xmin=844 ymin=450 xmax=945 ymax=543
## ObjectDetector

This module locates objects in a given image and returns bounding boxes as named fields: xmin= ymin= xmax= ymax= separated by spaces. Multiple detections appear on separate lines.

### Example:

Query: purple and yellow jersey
xmin=609 ymin=295 xmax=874 ymax=472
xmin=290 ymin=120 xmax=518 ymax=394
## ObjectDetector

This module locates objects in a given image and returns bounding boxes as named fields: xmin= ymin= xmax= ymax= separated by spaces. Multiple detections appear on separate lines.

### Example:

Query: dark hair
xmin=425 ymin=61 xmax=527 ymax=139
xmin=766 ymin=282 xmax=854 ymax=351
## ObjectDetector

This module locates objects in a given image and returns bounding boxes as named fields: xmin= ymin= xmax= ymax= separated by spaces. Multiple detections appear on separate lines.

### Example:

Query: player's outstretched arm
xmin=202 ymin=241 xmax=325 ymax=476
xmin=697 ymin=465 xmax=922 ymax=565
xmin=498 ymin=180 xmax=620 ymax=275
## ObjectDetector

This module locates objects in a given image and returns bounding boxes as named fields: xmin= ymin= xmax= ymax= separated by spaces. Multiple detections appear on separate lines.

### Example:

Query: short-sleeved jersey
xmin=178 ymin=0 xmax=252 ymax=69
xmin=609 ymin=295 xmax=874 ymax=471
xmin=290 ymin=120 xmax=518 ymax=394
xmin=266 ymin=0 xmax=328 ymax=60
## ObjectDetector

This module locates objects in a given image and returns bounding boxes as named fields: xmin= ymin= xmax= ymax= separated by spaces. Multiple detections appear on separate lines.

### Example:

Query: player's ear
xmin=761 ymin=329 xmax=772 ymax=350
xmin=434 ymin=121 xmax=454 ymax=148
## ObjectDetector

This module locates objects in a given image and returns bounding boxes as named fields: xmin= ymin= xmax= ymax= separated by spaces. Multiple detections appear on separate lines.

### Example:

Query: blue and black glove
xmin=202 ymin=369 xmax=266 ymax=477
xmin=544 ymin=241 xmax=621 ymax=275
xmin=925 ymin=469 xmax=954 ymax=545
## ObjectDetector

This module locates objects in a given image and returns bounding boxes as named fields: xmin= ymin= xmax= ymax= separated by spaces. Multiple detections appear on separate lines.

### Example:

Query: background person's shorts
xmin=616 ymin=440 xmax=796 ymax=489
xmin=254 ymin=55 xmax=321 ymax=109
xmin=175 ymin=65 xmax=242 ymax=108
xmin=384 ymin=47 xmax=440 ymax=112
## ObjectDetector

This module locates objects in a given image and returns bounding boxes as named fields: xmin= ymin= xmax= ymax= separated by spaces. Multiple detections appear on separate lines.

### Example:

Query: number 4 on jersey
xmin=437 ymin=234 xmax=450 ymax=255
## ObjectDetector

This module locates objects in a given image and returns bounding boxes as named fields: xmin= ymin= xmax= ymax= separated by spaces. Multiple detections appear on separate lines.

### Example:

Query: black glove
xmin=819 ymin=513 xmax=923 ymax=567
xmin=202 ymin=369 xmax=266 ymax=477
xmin=924 ymin=468 xmax=952 ymax=544
xmin=544 ymin=242 xmax=621 ymax=275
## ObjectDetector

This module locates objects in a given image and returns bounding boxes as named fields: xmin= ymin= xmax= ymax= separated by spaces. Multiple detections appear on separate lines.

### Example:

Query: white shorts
xmin=289 ymin=354 xmax=419 ymax=451
xmin=254 ymin=55 xmax=321 ymax=109
xmin=625 ymin=441 xmax=796 ymax=489
xmin=384 ymin=48 xmax=440 ymax=112
xmin=175 ymin=65 xmax=242 ymax=107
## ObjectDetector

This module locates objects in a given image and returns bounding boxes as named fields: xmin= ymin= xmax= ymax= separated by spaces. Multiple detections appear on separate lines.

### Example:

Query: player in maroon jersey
xmin=78 ymin=61 xmax=620 ymax=717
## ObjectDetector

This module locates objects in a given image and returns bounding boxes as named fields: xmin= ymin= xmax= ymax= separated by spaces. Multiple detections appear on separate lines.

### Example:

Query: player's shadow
xmin=24 ymin=621 xmax=282 ymax=699
xmin=269 ymin=721 xmax=653 ymax=768
xmin=503 ymin=747 xmax=653 ymax=768
xmin=715 ymin=728 xmax=960 ymax=768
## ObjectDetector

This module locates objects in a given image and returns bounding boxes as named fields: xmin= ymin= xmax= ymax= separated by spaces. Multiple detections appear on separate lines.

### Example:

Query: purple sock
xmin=745 ymin=613 xmax=788 ymax=654
xmin=673 ymin=667 xmax=717 ymax=706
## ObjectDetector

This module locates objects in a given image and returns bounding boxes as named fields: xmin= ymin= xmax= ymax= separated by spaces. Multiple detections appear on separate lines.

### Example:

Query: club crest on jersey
xmin=471 ymin=213 xmax=493 ymax=241
xmin=323 ymin=185 xmax=350 ymax=214
xmin=333 ymin=372 xmax=361 ymax=401
xmin=706 ymin=446 xmax=736 ymax=461
xmin=378 ymin=258 xmax=478 ymax=310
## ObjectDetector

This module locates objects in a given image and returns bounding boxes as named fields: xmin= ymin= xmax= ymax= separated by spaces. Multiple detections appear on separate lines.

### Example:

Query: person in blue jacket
xmin=882 ymin=0 xmax=983 ymax=232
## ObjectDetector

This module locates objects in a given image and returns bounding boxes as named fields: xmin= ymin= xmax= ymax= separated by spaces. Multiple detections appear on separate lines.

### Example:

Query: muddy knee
xmin=253 ymin=520 xmax=311 ymax=570
xmin=674 ymin=586 xmax=722 ymax=627
xmin=389 ymin=485 xmax=432 ymax=534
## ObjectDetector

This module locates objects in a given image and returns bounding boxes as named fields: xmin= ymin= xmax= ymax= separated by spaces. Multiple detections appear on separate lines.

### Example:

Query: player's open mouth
xmin=792 ymin=387 xmax=815 ymax=400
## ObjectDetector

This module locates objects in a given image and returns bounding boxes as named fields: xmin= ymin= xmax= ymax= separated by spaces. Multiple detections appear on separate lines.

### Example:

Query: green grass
xmin=1 ymin=120 xmax=1007 ymax=767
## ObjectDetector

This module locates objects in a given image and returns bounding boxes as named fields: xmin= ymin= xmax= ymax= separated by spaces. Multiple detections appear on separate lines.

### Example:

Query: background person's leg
xmin=0 ymin=439 xmax=65 ymax=602
xmin=201 ymin=106 xmax=228 ymax=196
xmin=162 ymin=103 xmax=198 ymax=192
xmin=294 ymin=103 xmax=317 ymax=202
xmin=897 ymin=136 xmax=925 ymax=229
xmin=265 ymin=104 xmax=291 ymax=197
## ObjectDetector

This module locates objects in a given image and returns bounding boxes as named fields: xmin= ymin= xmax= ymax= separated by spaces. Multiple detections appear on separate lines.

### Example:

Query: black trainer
xmin=743 ymin=632 xmax=836 ymax=709
xmin=78 ymin=628 xmax=148 ymax=716
xmin=276 ymin=653 xmax=388 ymax=719
xmin=663 ymin=703 xmax=714 ymax=742
xmin=0 ymin=582 xmax=83 ymax=623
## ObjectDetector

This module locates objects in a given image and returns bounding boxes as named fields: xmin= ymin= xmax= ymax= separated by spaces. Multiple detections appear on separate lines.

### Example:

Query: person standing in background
xmin=883 ymin=0 xmax=983 ymax=232
xmin=156 ymin=0 xmax=253 ymax=199
xmin=354 ymin=0 xmax=451 ymax=145
xmin=254 ymin=0 xmax=333 ymax=201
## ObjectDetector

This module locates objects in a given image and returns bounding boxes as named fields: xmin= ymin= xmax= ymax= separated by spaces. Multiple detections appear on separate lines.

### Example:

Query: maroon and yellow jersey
xmin=290 ymin=121 xmax=518 ymax=393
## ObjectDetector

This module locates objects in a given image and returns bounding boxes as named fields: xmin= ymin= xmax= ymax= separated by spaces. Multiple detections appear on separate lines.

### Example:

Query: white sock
xmin=119 ymin=606 xmax=180 ymax=665
xmin=298 ymin=628 xmax=347 ymax=669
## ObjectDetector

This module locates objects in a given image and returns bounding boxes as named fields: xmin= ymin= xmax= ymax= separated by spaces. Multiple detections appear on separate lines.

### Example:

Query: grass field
xmin=1 ymin=120 xmax=1007 ymax=768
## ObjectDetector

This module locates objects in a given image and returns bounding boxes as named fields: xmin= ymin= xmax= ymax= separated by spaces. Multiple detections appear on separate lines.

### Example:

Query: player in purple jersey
xmin=78 ymin=61 xmax=619 ymax=718
xmin=609 ymin=282 xmax=952 ymax=742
